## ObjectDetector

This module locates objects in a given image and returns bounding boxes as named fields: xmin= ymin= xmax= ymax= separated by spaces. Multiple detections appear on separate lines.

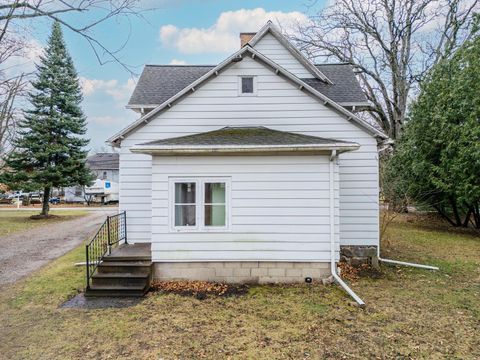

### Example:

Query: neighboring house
xmin=107 ymin=22 xmax=387 ymax=285
xmin=64 ymin=152 xmax=119 ymax=203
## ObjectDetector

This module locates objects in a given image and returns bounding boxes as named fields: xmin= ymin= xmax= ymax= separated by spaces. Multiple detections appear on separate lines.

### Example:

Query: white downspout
xmin=329 ymin=150 xmax=366 ymax=307
xmin=377 ymin=248 xmax=439 ymax=270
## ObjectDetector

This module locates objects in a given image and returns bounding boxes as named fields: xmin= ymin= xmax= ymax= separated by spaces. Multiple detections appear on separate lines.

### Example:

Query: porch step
xmin=85 ymin=284 xmax=148 ymax=297
xmin=103 ymin=243 xmax=152 ymax=262
xmin=91 ymin=272 xmax=150 ymax=287
xmin=85 ymin=244 xmax=153 ymax=297
xmin=103 ymin=255 xmax=151 ymax=261
xmin=97 ymin=261 xmax=152 ymax=274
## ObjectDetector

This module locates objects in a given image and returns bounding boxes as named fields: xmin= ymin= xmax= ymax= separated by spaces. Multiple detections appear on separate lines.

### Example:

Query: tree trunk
xmin=41 ymin=187 xmax=50 ymax=216
xmin=450 ymin=198 xmax=462 ymax=226
xmin=473 ymin=203 xmax=480 ymax=229
xmin=462 ymin=207 xmax=473 ymax=228
xmin=433 ymin=204 xmax=457 ymax=227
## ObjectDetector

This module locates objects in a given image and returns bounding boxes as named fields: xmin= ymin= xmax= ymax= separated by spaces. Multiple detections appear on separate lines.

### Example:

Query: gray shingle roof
xmin=306 ymin=64 xmax=368 ymax=104
xmin=140 ymin=126 xmax=355 ymax=147
xmin=127 ymin=63 xmax=367 ymax=107
xmin=128 ymin=65 xmax=213 ymax=107
xmin=87 ymin=153 xmax=119 ymax=170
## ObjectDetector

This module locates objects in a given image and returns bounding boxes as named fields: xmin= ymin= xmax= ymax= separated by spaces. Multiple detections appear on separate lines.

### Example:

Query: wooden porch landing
xmin=106 ymin=243 xmax=151 ymax=261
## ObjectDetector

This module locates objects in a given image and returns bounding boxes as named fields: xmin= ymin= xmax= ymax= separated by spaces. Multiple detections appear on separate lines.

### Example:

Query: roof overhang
xmin=107 ymin=46 xmax=387 ymax=147
xmin=247 ymin=21 xmax=333 ymax=84
xmin=130 ymin=143 xmax=360 ymax=156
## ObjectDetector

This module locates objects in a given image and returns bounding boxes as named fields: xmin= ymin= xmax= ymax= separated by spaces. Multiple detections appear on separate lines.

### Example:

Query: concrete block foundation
xmin=153 ymin=262 xmax=331 ymax=284
xmin=340 ymin=245 xmax=379 ymax=268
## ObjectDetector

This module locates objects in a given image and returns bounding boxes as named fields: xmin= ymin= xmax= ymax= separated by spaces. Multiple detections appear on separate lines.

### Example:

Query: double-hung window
xmin=171 ymin=178 xmax=230 ymax=231
xmin=174 ymin=182 xmax=196 ymax=227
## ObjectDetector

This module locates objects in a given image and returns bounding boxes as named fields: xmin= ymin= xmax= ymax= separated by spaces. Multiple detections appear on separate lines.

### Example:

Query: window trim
xmin=173 ymin=181 xmax=198 ymax=231
xmin=238 ymin=76 xmax=257 ymax=96
xmin=169 ymin=177 xmax=231 ymax=233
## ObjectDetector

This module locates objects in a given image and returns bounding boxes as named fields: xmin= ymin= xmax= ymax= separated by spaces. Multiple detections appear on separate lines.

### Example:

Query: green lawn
xmin=0 ymin=214 xmax=479 ymax=359
xmin=0 ymin=210 xmax=88 ymax=236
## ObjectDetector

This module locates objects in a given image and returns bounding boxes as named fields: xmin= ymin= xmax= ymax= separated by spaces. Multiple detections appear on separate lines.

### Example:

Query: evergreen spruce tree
xmin=1 ymin=21 xmax=92 ymax=216
xmin=384 ymin=29 xmax=480 ymax=227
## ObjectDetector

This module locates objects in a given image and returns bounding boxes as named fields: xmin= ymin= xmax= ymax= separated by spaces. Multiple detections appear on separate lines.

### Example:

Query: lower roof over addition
xmin=130 ymin=126 xmax=360 ymax=156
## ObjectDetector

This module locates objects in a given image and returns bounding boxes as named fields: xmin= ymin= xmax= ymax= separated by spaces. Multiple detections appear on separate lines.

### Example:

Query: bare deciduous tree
xmin=0 ymin=0 xmax=152 ymax=155
xmin=294 ymin=0 xmax=479 ymax=140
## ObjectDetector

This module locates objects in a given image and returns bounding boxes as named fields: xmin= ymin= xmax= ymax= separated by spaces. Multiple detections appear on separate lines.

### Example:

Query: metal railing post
xmin=124 ymin=211 xmax=128 ymax=244
xmin=107 ymin=215 xmax=112 ymax=255
xmin=85 ymin=245 xmax=90 ymax=289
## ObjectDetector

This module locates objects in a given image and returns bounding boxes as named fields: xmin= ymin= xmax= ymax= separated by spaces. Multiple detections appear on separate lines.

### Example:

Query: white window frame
xmin=169 ymin=177 xmax=231 ymax=232
xmin=238 ymin=76 xmax=257 ymax=96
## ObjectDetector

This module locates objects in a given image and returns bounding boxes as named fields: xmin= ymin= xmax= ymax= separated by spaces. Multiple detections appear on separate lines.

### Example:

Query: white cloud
xmin=105 ymin=78 xmax=136 ymax=101
xmin=79 ymin=77 xmax=117 ymax=96
xmin=2 ymin=38 xmax=44 ymax=76
xmin=169 ymin=59 xmax=187 ymax=65
xmin=79 ymin=77 xmax=136 ymax=102
xmin=159 ymin=8 xmax=307 ymax=54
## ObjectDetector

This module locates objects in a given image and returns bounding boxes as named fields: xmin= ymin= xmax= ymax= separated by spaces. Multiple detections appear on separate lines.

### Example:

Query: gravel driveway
xmin=0 ymin=209 xmax=116 ymax=287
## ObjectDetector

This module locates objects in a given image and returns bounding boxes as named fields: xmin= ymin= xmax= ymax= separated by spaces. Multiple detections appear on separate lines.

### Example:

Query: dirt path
xmin=0 ymin=210 xmax=116 ymax=287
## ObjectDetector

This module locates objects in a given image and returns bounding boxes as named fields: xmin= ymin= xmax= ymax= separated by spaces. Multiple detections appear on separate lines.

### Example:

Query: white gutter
xmin=130 ymin=143 xmax=360 ymax=155
xmin=329 ymin=150 xmax=366 ymax=307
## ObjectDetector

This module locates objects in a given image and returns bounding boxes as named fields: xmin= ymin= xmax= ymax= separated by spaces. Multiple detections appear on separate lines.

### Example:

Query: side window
xmin=239 ymin=76 xmax=256 ymax=96
xmin=174 ymin=182 xmax=196 ymax=227
xmin=204 ymin=182 xmax=226 ymax=227
xmin=171 ymin=178 xmax=230 ymax=231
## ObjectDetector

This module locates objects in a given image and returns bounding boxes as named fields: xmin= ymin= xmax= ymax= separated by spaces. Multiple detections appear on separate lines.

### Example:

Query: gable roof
xmin=308 ymin=65 xmax=368 ymax=105
xmin=127 ymin=63 xmax=367 ymax=108
xmin=87 ymin=153 xmax=119 ymax=170
xmin=127 ymin=65 xmax=213 ymax=108
xmin=130 ymin=126 xmax=359 ymax=155
xmin=109 ymin=45 xmax=387 ymax=146
xmin=246 ymin=21 xmax=332 ymax=83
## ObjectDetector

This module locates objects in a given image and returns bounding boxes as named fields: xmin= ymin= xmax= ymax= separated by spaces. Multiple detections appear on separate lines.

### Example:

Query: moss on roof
xmin=140 ymin=127 xmax=354 ymax=147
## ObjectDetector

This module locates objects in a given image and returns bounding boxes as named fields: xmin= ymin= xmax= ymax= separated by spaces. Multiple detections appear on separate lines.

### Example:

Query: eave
xmin=246 ymin=21 xmax=333 ymax=84
xmin=108 ymin=46 xmax=387 ymax=147
xmin=130 ymin=143 xmax=360 ymax=156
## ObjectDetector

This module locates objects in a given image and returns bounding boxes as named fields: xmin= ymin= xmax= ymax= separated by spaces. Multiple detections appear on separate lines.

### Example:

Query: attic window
xmin=239 ymin=76 xmax=256 ymax=96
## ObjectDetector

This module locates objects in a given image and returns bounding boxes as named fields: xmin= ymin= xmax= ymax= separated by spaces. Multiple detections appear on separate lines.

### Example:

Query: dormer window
xmin=239 ymin=76 xmax=256 ymax=96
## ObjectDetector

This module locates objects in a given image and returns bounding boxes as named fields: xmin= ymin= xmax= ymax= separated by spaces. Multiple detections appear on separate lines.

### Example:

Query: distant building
xmin=64 ymin=153 xmax=119 ymax=203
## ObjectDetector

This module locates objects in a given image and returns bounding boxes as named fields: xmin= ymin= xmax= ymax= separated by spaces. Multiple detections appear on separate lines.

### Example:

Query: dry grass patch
xmin=0 ymin=214 xmax=479 ymax=359
xmin=0 ymin=210 xmax=88 ymax=236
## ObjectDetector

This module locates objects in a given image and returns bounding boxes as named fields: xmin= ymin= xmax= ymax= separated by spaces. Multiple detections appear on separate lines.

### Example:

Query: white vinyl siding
xmin=119 ymin=56 xmax=378 ymax=248
xmin=253 ymin=33 xmax=313 ymax=78
xmin=150 ymin=155 xmax=339 ymax=262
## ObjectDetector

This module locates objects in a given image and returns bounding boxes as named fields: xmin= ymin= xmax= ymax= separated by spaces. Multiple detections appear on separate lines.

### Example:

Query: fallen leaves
xmin=150 ymin=280 xmax=249 ymax=299
xmin=337 ymin=262 xmax=382 ymax=282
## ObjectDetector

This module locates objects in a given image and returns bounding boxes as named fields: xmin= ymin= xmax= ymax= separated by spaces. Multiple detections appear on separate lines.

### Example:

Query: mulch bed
xmin=150 ymin=280 xmax=249 ymax=299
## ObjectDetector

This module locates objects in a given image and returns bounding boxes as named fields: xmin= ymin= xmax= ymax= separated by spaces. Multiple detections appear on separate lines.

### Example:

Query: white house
xmin=64 ymin=153 xmax=119 ymax=203
xmin=106 ymin=22 xmax=387 ymax=292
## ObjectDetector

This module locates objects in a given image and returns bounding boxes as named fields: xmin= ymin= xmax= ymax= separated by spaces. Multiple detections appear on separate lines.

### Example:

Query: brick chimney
xmin=240 ymin=32 xmax=256 ymax=47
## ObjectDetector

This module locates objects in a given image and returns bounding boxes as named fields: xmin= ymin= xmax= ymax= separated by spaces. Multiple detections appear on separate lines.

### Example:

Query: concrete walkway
xmin=0 ymin=209 xmax=116 ymax=287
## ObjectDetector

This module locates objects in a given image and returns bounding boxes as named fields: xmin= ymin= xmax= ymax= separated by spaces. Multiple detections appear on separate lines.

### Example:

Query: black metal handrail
xmin=85 ymin=211 xmax=127 ymax=289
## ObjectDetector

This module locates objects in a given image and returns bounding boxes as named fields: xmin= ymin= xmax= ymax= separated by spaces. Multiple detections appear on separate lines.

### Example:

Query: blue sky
xmin=28 ymin=1 xmax=326 ymax=152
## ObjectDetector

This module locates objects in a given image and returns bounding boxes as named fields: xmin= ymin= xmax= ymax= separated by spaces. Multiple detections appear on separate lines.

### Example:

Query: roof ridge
xmin=144 ymin=64 xmax=216 ymax=67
